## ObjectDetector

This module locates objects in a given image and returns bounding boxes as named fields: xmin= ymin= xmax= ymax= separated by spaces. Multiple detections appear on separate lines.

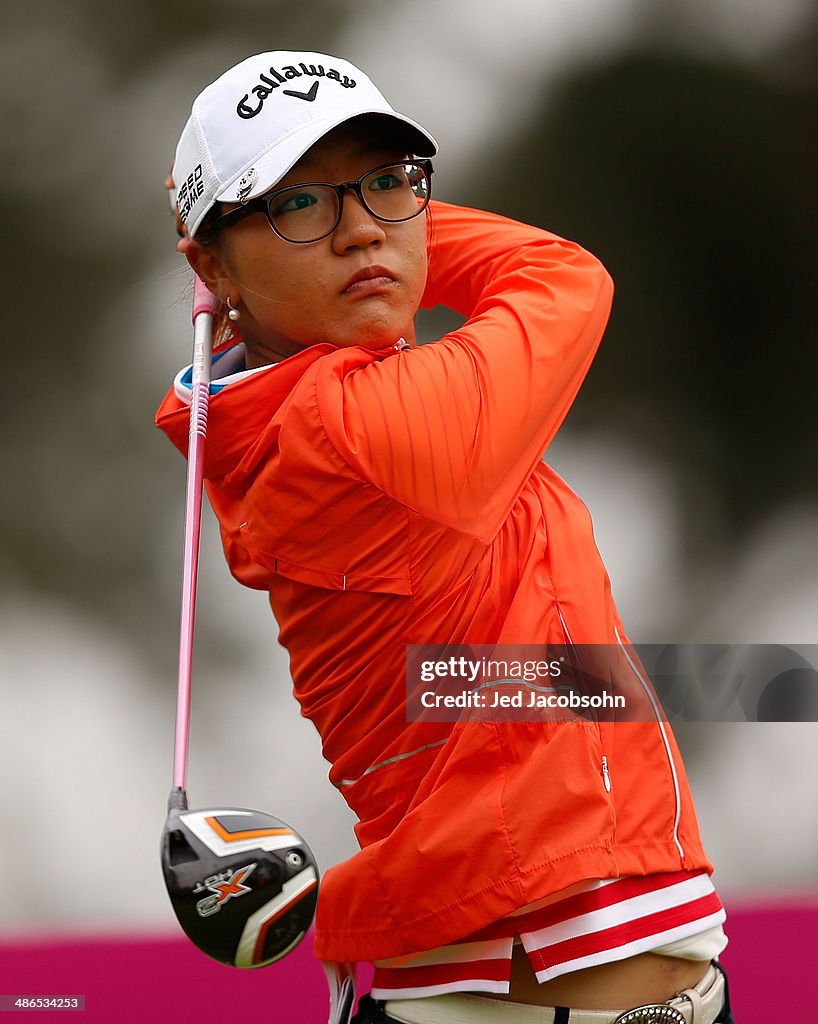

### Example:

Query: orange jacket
xmin=156 ymin=201 xmax=712 ymax=963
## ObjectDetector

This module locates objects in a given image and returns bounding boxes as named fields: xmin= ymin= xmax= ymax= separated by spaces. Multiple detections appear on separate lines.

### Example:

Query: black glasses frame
xmin=212 ymin=159 xmax=434 ymax=243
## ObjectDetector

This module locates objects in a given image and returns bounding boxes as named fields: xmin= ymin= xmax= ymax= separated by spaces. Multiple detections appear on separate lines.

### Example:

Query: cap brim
xmin=215 ymin=110 xmax=437 ymax=204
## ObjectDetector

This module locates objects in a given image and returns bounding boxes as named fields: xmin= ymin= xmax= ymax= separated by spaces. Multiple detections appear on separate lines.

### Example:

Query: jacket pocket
xmin=264 ymin=554 xmax=412 ymax=596
xmin=556 ymin=600 xmax=614 ymax=795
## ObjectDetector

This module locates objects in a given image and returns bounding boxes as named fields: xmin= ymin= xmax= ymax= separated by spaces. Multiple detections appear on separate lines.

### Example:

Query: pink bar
xmin=1 ymin=899 xmax=818 ymax=1020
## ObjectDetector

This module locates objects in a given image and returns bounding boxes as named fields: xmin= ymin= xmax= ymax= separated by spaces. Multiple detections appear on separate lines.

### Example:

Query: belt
xmin=383 ymin=964 xmax=725 ymax=1024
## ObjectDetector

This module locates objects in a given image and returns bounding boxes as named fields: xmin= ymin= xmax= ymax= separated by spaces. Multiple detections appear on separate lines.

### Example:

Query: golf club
xmin=160 ymin=274 xmax=319 ymax=969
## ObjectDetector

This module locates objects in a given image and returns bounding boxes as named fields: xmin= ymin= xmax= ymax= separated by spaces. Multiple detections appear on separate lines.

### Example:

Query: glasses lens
xmin=267 ymin=184 xmax=339 ymax=242
xmin=361 ymin=163 xmax=430 ymax=222
xmin=264 ymin=163 xmax=431 ymax=242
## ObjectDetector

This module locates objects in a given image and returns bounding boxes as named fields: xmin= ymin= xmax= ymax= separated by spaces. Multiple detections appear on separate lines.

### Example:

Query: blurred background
xmin=1 ymin=0 xmax=816 ymax=986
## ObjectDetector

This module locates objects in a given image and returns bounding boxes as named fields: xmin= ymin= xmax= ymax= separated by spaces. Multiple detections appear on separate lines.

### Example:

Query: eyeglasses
xmin=213 ymin=159 xmax=433 ymax=243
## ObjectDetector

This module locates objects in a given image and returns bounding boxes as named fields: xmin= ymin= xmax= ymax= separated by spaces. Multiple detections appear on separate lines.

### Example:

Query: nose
xmin=331 ymin=188 xmax=386 ymax=254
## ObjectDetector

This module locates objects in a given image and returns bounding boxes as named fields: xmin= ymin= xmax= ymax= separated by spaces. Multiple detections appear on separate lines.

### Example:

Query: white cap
xmin=172 ymin=51 xmax=437 ymax=238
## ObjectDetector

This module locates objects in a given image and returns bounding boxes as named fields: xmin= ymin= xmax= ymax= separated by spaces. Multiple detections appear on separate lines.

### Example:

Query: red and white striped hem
xmin=370 ymin=871 xmax=727 ymax=1001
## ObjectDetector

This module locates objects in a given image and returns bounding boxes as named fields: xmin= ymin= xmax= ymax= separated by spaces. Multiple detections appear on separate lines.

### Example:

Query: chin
xmin=335 ymin=321 xmax=412 ymax=351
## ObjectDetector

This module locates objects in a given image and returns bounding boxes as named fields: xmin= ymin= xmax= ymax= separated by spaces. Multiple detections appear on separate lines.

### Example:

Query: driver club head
xmin=161 ymin=792 xmax=319 ymax=968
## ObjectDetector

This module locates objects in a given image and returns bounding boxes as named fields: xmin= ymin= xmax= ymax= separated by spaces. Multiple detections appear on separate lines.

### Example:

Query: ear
xmin=182 ymin=239 xmax=235 ymax=302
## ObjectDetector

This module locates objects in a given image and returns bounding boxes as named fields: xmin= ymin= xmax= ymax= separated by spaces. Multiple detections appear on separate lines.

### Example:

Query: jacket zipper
xmin=556 ymin=602 xmax=612 ymax=795
xmin=614 ymin=625 xmax=685 ymax=860
xmin=601 ymin=755 xmax=612 ymax=792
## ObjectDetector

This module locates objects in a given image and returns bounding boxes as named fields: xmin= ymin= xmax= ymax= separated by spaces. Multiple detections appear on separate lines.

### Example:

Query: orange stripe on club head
xmin=205 ymin=816 xmax=295 ymax=843
xmin=253 ymin=880 xmax=318 ymax=964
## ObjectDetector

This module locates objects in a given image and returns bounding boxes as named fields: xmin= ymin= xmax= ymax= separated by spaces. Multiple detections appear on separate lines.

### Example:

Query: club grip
xmin=192 ymin=277 xmax=220 ymax=322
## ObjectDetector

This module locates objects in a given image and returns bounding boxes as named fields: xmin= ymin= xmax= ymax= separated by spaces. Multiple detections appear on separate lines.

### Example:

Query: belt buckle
xmin=611 ymin=1006 xmax=687 ymax=1024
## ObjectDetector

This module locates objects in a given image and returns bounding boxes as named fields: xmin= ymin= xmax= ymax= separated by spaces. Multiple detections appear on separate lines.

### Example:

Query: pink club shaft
xmin=173 ymin=277 xmax=219 ymax=791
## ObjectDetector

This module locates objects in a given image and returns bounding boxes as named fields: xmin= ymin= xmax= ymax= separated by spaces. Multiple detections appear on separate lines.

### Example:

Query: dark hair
xmin=192 ymin=205 xmax=223 ymax=246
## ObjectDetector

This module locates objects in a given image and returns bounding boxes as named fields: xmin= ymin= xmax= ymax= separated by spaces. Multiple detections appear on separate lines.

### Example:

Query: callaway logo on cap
xmin=173 ymin=50 xmax=437 ymax=238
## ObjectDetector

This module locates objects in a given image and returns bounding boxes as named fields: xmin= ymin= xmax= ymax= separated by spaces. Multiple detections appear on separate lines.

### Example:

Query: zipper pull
xmin=601 ymin=755 xmax=612 ymax=792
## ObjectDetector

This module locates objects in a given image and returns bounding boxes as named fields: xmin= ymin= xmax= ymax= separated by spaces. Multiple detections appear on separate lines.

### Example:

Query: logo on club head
xmin=195 ymin=863 xmax=257 ymax=918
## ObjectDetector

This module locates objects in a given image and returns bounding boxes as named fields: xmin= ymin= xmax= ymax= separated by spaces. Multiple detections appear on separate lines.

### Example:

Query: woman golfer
xmin=158 ymin=50 xmax=734 ymax=1024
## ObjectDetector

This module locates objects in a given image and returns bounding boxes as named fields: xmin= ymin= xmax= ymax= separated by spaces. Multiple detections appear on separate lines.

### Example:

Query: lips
xmin=341 ymin=265 xmax=397 ymax=295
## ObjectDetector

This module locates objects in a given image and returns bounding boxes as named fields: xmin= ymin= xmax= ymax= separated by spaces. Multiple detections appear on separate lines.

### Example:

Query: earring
xmin=226 ymin=297 xmax=241 ymax=322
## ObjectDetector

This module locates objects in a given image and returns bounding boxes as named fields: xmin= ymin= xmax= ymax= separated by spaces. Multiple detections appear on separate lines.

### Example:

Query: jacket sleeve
xmin=315 ymin=200 xmax=614 ymax=543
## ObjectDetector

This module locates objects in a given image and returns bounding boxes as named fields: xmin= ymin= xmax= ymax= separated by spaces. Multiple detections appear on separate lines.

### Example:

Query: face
xmin=190 ymin=121 xmax=429 ymax=366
